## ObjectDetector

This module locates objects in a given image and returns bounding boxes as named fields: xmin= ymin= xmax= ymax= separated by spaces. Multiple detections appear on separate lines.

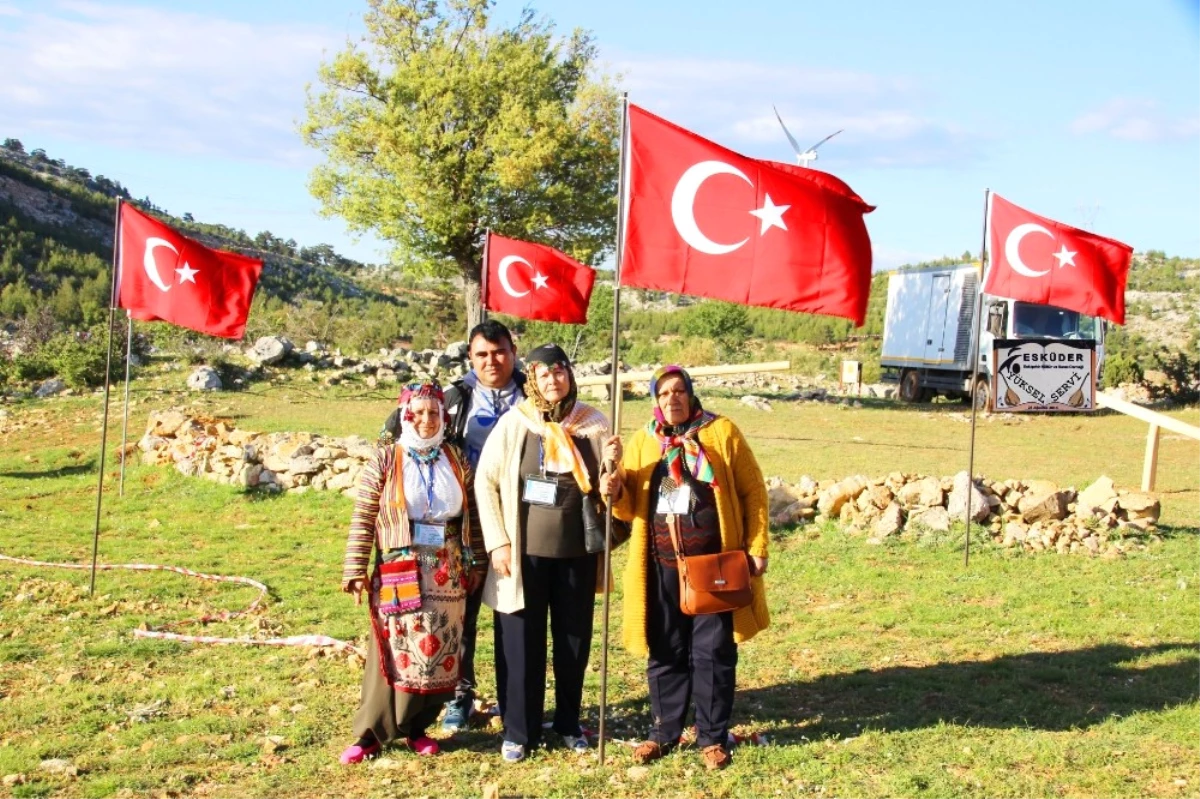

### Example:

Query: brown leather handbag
xmin=667 ymin=515 xmax=752 ymax=616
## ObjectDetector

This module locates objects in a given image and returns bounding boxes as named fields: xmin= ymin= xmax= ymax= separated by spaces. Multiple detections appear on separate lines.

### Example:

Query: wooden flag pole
xmin=90 ymin=199 xmax=122 ymax=594
xmin=118 ymin=312 xmax=133 ymax=496
xmin=964 ymin=188 xmax=992 ymax=568
xmin=598 ymin=92 xmax=629 ymax=766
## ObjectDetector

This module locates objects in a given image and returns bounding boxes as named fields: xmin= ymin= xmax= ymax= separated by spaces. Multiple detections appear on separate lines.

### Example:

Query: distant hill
xmin=1 ymin=137 xmax=1196 ymax=380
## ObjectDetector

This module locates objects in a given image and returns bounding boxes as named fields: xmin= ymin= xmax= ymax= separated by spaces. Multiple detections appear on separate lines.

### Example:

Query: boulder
xmin=768 ymin=485 xmax=804 ymax=517
xmin=246 ymin=336 xmax=293 ymax=366
xmin=1076 ymin=476 xmax=1118 ymax=516
xmin=872 ymin=502 xmax=904 ymax=538
xmin=146 ymin=410 xmax=189 ymax=437
xmin=947 ymin=471 xmax=991 ymax=523
xmin=896 ymin=476 xmax=944 ymax=509
xmin=817 ymin=475 xmax=870 ymax=517
xmin=289 ymin=456 xmax=321 ymax=476
xmin=1116 ymin=492 xmax=1161 ymax=521
xmin=1018 ymin=489 xmax=1070 ymax=523
xmin=740 ymin=395 xmax=772 ymax=412
xmin=908 ymin=506 xmax=951 ymax=532
xmin=444 ymin=341 xmax=469 ymax=360
xmin=34 ymin=378 xmax=66 ymax=398
xmin=186 ymin=366 xmax=223 ymax=391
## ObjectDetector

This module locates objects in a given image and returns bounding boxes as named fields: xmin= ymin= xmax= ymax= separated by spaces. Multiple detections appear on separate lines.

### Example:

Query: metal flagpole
xmin=118 ymin=312 xmax=133 ymax=496
xmin=90 ymin=199 xmax=123 ymax=595
xmin=480 ymin=229 xmax=491 ymax=324
xmin=598 ymin=92 xmax=630 ymax=766
xmin=964 ymin=188 xmax=992 ymax=568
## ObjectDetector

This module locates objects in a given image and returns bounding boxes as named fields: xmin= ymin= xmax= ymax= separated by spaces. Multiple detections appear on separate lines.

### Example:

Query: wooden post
xmin=1142 ymin=423 xmax=1161 ymax=492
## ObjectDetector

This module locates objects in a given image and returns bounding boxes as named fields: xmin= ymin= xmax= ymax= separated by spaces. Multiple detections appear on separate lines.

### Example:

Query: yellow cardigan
xmin=610 ymin=416 xmax=770 ymax=657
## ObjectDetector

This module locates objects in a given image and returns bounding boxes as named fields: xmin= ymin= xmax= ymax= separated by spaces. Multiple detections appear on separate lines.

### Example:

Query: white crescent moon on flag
xmin=1004 ymin=223 xmax=1053 ymax=278
xmin=143 ymin=237 xmax=176 ymax=292
xmin=670 ymin=161 xmax=752 ymax=255
xmin=498 ymin=255 xmax=532 ymax=298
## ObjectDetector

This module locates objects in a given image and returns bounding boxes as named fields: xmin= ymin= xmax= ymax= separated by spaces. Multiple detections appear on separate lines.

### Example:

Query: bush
xmin=1103 ymin=352 xmax=1143 ymax=387
xmin=1144 ymin=348 xmax=1200 ymax=405
xmin=46 ymin=331 xmax=109 ymax=388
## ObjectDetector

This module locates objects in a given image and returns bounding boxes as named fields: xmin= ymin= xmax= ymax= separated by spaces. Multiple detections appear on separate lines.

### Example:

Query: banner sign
xmin=992 ymin=338 xmax=1096 ymax=412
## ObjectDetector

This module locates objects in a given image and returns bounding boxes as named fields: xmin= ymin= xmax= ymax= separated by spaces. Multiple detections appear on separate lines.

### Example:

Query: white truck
xmin=879 ymin=263 xmax=1105 ymax=408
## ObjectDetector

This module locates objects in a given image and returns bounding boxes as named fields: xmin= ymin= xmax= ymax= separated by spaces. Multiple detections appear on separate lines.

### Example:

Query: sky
xmin=0 ymin=0 xmax=1197 ymax=272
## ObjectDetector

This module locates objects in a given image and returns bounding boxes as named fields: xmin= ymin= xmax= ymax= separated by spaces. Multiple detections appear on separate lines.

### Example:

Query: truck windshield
xmin=1012 ymin=302 xmax=1098 ymax=339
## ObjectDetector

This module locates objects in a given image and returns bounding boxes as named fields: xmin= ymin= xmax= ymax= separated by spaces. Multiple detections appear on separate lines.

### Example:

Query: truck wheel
xmin=972 ymin=378 xmax=992 ymax=412
xmin=899 ymin=370 xmax=923 ymax=403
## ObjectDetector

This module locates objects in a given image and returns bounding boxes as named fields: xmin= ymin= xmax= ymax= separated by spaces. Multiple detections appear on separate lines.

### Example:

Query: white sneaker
xmin=501 ymin=740 xmax=525 ymax=763
xmin=561 ymin=733 xmax=589 ymax=753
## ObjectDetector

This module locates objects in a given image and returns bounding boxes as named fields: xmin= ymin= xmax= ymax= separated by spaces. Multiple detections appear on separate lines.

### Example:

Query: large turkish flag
xmin=117 ymin=203 xmax=264 ymax=339
xmin=484 ymin=232 xmax=595 ymax=324
xmin=621 ymin=104 xmax=875 ymax=325
xmin=985 ymin=193 xmax=1132 ymax=324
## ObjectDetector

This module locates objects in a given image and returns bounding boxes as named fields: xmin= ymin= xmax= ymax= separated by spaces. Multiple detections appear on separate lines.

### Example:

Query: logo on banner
xmin=992 ymin=339 xmax=1096 ymax=412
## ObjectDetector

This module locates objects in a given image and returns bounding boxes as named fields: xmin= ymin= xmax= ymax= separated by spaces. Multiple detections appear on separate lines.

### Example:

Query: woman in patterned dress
xmin=339 ymin=383 xmax=486 ymax=763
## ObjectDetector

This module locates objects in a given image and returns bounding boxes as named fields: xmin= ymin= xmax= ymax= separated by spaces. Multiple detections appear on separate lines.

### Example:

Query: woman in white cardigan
xmin=474 ymin=344 xmax=619 ymax=763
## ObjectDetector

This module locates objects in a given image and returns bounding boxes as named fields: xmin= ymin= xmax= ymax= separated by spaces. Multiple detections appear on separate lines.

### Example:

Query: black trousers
xmin=496 ymin=552 xmax=597 ymax=747
xmin=646 ymin=557 xmax=738 ymax=748
xmin=454 ymin=583 xmax=508 ymax=709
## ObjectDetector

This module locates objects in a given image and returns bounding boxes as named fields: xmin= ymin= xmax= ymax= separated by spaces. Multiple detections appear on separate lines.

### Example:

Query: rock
xmin=740 ymin=395 xmax=773 ymax=412
xmin=146 ymin=410 xmax=189 ymax=437
xmin=947 ymin=471 xmax=991 ymax=523
xmin=817 ymin=475 xmax=870 ymax=516
xmin=897 ymin=476 xmax=944 ymax=509
xmin=909 ymin=506 xmax=951 ymax=532
xmin=1076 ymin=475 xmax=1118 ymax=516
xmin=2 ymin=774 xmax=27 ymax=787
xmin=1018 ymin=489 xmax=1070 ymax=523
xmin=246 ymin=336 xmax=293 ymax=366
xmin=444 ymin=341 xmax=469 ymax=360
xmin=39 ymin=759 xmax=78 ymax=777
xmin=34 ymin=378 xmax=67 ymax=398
xmin=1116 ymin=492 xmax=1161 ymax=521
xmin=288 ymin=456 xmax=321 ymax=476
xmin=873 ymin=502 xmax=904 ymax=538
xmin=768 ymin=485 xmax=804 ymax=517
xmin=186 ymin=366 xmax=223 ymax=391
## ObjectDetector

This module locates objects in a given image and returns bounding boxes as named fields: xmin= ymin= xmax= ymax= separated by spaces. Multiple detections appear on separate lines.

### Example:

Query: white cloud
xmin=1070 ymin=98 xmax=1200 ymax=142
xmin=612 ymin=55 xmax=984 ymax=168
xmin=0 ymin=1 xmax=338 ymax=164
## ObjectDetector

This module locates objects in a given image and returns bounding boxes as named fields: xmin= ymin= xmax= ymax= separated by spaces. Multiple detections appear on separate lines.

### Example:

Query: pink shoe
xmin=339 ymin=739 xmax=381 ymax=764
xmin=410 ymin=736 xmax=440 ymax=756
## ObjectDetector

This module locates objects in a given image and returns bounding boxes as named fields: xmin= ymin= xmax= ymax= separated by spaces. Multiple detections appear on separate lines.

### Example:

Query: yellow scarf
xmin=513 ymin=398 xmax=609 ymax=494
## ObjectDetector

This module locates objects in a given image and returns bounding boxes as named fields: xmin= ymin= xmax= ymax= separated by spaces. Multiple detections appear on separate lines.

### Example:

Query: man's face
xmin=469 ymin=335 xmax=516 ymax=389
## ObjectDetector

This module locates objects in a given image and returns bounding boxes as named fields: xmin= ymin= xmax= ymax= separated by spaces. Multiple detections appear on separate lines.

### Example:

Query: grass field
xmin=1 ymin=380 xmax=1196 ymax=798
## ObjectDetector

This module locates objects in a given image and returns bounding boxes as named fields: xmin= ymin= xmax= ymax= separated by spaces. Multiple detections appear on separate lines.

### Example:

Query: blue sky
xmin=1 ymin=0 xmax=1196 ymax=271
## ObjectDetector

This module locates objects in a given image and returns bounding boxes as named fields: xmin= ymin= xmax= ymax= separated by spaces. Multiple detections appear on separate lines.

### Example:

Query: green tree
xmin=682 ymin=301 xmax=751 ymax=359
xmin=301 ymin=0 xmax=620 ymax=334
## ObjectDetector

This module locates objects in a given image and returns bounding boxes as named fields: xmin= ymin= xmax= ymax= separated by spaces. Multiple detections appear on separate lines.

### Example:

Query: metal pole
xmin=598 ymin=92 xmax=629 ymax=765
xmin=964 ymin=189 xmax=991 ymax=568
xmin=119 ymin=313 xmax=133 ymax=496
xmin=480 ymin=229 xmax=491 ymax=324
xmin=90 ymin=199 xmax=122 ymax=594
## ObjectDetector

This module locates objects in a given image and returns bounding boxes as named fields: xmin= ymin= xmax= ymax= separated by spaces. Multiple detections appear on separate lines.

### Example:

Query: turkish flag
xmin=116 ymin=203 xmax=264 ymax=339
xmin=621 ymin=105 xmax=875 ymax=325
xmin=484 ymin=232 xmax=595 ymax=324
xmin=985 ymin=194 xmax=1132 ymax=325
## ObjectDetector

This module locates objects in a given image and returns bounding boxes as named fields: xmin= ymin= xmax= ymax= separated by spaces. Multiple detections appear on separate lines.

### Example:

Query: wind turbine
xmin=773 ymin=106 xmax=843 ymax=169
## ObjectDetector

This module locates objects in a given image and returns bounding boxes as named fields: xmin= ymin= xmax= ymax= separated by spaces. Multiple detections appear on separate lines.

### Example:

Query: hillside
xmin=1 ymin=137 xmax=1197 ymax=391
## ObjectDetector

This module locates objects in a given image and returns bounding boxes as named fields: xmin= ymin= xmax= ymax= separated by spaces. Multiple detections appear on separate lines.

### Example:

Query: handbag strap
xmin=665 ymin=514 xmax=691 ymax=583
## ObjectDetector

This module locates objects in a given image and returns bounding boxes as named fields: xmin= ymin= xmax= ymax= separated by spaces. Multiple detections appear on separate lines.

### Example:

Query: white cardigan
xmin=474 ymin=404 xmax=610 ymax=614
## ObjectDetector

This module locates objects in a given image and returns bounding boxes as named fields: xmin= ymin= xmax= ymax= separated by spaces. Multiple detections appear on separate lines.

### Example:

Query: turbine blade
xmin=773 ymin=105 xmax=804 ymax=157
xmin=807 ymin=129 xmax=845 ymax=152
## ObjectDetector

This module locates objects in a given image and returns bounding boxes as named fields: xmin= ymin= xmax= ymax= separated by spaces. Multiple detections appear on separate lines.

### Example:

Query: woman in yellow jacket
xmin=601 ymin=365 xmax=769 ymax=771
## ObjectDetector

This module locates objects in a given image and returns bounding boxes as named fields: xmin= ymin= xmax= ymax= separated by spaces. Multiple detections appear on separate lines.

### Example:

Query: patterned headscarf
xmin=525 ymin=344 xmax=578 ymax=423
xmin=647 ymin=365 xmax=718 ymax=488
xmin=396 ymin=382 xmax=447 ymax=461
xmin=515 ymin=344 xmax=599 ymax=493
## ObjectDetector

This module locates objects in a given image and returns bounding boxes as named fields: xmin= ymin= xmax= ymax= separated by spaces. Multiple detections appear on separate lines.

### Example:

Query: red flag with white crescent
xmin=621 ymin=104 xmax=875 ymax=325
xmin=117 ymin=203 xmax=264 ymax=339
xmin=484 ymin=232 xmax=595 ymax=324
xmin=985 ymin=193 xmax=1132 ymax=324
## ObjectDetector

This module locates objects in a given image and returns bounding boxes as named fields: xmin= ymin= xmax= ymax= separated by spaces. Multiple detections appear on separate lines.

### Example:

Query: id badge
xmin=523 ymin=475 xmax=559 ymax=506
xmin=413 ymin=521 xmax=446 ymax=547
xmin=656 ymin=484 xmax=692 ymax=515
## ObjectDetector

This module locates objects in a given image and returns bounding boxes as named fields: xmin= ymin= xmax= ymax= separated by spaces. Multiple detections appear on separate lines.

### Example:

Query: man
xmin=385 ymin=319 xmax=525 ymax=732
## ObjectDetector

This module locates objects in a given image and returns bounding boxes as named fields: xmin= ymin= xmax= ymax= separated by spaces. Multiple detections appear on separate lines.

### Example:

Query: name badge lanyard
xmin=414 ymin=459 xmax=437 ymax=521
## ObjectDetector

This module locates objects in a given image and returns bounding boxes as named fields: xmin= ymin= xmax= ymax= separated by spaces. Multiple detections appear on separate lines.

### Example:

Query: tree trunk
xmin=462 ymin=267 xmax=483 ymax=338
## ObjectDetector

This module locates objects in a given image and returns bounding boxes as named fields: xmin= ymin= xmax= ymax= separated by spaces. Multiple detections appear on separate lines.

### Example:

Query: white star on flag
xmin=531 ymin=272 xmax=549 ymax=290
xmin=748 ymin=194 xmax=790 ymax=234
xmin=1052 ymin=245 xmax=1076 ymax=269
xmin=176 ymin=262 xmax=199 ymax=284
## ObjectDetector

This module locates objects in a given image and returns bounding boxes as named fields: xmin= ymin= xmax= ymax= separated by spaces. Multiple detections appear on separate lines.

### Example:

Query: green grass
xmin=0 ymin=381 xmax=1196 ymax=797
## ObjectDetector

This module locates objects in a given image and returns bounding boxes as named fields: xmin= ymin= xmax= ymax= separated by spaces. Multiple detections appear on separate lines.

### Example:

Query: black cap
xmin=526 ymin=343 xmax=571 ymax=369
